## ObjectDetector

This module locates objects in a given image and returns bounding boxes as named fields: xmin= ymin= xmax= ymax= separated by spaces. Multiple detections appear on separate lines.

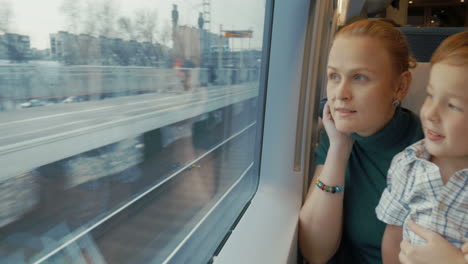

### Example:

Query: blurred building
xmin=50 ymin=31 xmax=168 ymax=66
xmin=173 ymin=25 xmax=202 ymax=66
xmin=172 ymin=25 xmax=229 ymax=68
xmin=0 ymin=33 xmax=32 ymax=62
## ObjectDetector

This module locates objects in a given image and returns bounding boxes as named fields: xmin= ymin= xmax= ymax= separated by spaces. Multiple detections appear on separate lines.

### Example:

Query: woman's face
xmin=327 ymin=36 xmax=399 ymax=137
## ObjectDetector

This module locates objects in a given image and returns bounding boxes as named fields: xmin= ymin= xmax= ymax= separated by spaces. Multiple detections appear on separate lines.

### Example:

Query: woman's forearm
xmin=382 ymin=225 xmax=403 ymax=264
xmin=299 ymin=146 xmax=350 ymax=263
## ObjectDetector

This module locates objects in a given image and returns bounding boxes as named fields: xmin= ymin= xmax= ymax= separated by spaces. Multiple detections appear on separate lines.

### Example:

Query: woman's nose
xmin=336 ymin=81 xmax=351 ymax=101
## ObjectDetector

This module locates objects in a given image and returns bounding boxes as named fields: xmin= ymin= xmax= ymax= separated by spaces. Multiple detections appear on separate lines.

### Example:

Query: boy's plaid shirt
xmin=376 ymin=140 xmax=467 ymax=248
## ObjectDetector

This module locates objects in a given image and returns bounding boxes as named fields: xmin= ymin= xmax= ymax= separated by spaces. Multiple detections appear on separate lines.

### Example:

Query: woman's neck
xmin=355 ymin=107 xmax=397 ymax=137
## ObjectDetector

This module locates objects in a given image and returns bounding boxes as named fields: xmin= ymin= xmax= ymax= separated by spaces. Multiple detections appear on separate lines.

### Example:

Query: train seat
xmin=400 ymin=27 xmax=468 ymax=62
xmin=403 ymin=62 xmax=431 ymax=115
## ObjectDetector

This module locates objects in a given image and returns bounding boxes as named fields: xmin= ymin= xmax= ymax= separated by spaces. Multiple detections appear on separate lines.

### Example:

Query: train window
xmin=0 ymin=0 xmax=268 ymax=263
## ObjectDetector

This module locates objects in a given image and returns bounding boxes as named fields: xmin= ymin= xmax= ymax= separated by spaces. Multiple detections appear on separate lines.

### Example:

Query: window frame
xmin=214 ymin=0 xmax=334 ymax=263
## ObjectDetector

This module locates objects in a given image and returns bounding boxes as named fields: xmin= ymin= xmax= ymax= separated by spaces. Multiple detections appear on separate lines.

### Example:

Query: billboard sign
xmin=224 ymin=30 xmax=253 ymax=38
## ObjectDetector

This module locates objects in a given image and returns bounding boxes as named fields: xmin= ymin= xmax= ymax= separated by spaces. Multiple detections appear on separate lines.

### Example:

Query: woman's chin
xmin=334 ymin=123 xmax=356 ymax=134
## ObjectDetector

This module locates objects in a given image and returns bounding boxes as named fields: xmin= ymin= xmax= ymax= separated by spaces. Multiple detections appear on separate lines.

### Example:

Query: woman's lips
xmin=334 ymin=107 xmax=356 ymax=117
xmin=426 ymin=128 xmax=445 ymax=141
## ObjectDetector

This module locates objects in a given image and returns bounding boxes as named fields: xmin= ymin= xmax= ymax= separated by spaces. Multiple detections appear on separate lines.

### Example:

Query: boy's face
xmin=420 ymin=63 xmax=468 ymax=160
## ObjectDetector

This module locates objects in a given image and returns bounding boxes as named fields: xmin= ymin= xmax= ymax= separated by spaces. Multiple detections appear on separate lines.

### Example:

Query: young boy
xmin=376 ymin=31 xmax=468 ymax=264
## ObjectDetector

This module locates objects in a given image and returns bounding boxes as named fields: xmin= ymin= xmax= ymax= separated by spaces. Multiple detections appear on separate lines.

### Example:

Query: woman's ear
xmin=395 ymin=71 xmax=411 ymax=101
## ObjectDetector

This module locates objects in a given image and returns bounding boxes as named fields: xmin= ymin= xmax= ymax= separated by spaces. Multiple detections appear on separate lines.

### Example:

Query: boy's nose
xmin=423 ymin=104 xmax=441 ymax=123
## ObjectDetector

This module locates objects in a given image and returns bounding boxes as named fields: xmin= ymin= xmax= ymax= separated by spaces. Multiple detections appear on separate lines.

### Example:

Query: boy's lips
xmin=426 ymin=128 xmax=445 ymax=141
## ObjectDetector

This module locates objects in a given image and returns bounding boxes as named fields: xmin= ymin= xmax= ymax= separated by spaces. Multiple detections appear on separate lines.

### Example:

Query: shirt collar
xmin=407 ymin=140 xmax=468 ymax=176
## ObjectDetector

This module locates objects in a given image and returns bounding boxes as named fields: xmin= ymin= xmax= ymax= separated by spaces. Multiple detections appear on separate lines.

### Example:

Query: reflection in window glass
xmin=0 ymin=0 xmax=267 ymax=263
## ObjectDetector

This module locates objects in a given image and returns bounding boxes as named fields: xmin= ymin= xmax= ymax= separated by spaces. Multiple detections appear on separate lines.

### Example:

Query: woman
xmin=299 ymin=19 xmax=423 ymax=264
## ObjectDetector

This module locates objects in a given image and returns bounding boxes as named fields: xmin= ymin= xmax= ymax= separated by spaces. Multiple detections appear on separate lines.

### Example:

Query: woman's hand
xmin=322 ymin=102 xmax=354 ymax=151
xmin=399 ymin=220 xmax=465 ymax=264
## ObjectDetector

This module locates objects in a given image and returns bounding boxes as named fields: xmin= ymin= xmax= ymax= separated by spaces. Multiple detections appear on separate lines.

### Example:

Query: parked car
xmin=62 ymin=96 xmax=79 ymax=103
xmin=20 ymin=99 xmax=45 ymax=108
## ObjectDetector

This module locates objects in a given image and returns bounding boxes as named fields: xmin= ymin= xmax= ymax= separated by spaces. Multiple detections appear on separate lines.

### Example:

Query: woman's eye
xmin=328 ymin=73 xmax=340 ymax=81
xmin=426 ymin=93 xmax=433 ymax=99
xmin=353 ymin=74 xmax=367 ymax=81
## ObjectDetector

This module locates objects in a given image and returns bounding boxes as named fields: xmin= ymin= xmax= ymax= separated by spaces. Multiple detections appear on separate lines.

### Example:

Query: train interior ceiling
xmin=0 ymin=0 xmax=466 ymax=263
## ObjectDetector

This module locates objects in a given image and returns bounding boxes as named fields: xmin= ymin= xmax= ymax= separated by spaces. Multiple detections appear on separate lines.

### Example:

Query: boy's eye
xmin=353 ymin=74 xmax=367 ymax=81
xmin=448 ymin=103 xmax=463 ymax=112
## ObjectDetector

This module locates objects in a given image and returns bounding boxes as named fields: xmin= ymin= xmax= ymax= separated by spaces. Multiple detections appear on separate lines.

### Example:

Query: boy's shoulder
xmin=393 ymin=139 xmax=428 ymax=167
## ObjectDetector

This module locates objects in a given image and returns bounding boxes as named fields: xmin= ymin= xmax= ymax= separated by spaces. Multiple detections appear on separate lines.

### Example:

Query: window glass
xmin=0 ymin=0 xmax=268 ymax=262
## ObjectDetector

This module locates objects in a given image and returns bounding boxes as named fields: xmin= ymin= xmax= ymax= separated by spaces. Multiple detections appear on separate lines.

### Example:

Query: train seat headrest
xmin=403 ymin=62 xmax=431 ymax=116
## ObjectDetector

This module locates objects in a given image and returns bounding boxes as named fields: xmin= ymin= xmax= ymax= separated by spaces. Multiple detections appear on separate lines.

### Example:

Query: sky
xmin=3 ymin=0 xmax=266 ymax=50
